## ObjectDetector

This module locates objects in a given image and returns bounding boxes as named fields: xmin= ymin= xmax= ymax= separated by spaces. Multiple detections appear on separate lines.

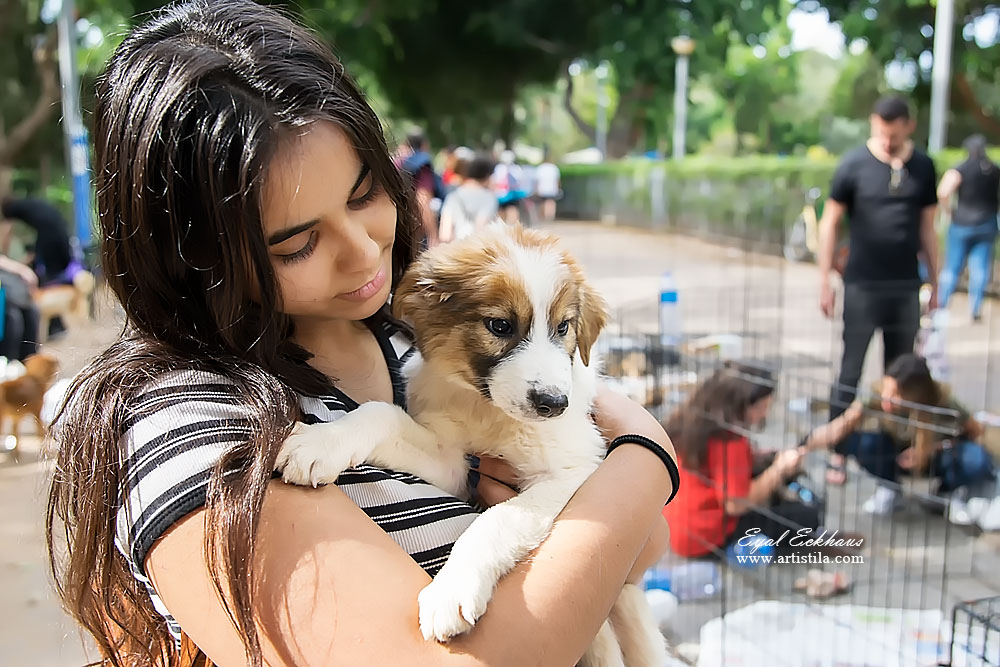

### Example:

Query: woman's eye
xmin=348 ymin=170 xmax=380 ymax=210
xmin=275 ymin=230 xmax=318 ymax=264
xmin=485 ymin=318 xmax=514 ymax=337
xmin=557 ymin=320 xmax=570 ymax=336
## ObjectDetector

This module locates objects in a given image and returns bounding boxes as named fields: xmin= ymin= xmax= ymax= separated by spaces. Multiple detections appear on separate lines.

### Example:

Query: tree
xmin=0 ymin=0 xmax=59 ymax=200
xmin=809 ymin=0 xmax=1000 ymax=143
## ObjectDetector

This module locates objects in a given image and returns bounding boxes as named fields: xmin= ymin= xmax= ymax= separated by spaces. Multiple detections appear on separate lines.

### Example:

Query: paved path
xmin=2 ymin=221 xmax=997 ymax=663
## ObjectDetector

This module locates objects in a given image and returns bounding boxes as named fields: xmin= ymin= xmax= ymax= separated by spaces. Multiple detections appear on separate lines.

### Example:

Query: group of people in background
xmin=668 ymin=95 xmax=999 ymax=558
xmin=394 ymin=131 xmax=562 ymax=247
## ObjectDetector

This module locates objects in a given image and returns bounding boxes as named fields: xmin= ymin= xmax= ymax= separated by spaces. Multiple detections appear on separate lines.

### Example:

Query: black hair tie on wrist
xmin=606 ymin=434 xmax=680 ymax=506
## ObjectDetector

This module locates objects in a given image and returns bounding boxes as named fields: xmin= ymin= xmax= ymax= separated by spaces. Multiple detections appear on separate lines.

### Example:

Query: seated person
xmin=664 ymin=362 xmax=815 ymax=557
xmin=0 ymin=255 xmax=41 ymax=362
xmin=805 ymin=354 xmax=994 ymax=515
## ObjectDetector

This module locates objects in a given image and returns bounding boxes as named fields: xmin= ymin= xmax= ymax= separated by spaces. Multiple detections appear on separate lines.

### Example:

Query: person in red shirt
xmin=664 ymin=363 xmax=815 ymax=557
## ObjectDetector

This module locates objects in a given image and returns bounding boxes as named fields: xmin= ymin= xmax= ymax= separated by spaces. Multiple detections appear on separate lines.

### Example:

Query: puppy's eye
xmin=485 ymin=318 xmax=514 ymax=337
xmin=557 ymin=320 xmax=570 ymax=336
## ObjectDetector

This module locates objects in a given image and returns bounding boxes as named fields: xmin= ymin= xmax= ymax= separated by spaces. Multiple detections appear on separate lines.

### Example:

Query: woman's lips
xmin=340 ymin=267 xmax=387 ymax=302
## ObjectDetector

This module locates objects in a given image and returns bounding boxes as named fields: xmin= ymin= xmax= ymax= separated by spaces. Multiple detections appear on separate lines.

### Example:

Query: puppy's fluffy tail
xmin=610 ymin=583 xmax=669 ymax=667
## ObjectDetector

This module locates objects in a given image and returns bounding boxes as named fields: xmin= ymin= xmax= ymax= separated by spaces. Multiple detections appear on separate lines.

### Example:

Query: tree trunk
xmin=562 ymin=75 xmax=596 ymax=144
xmin=953 ymin=73 xmax=1000 ymax=143
xmin=498 ymin=102 xmax=516 ymax=149
xmin=0 ymin=33 xmax=59 ymax=202
xmin=0 ymin=164 xmax=11 ymax=203
xmin=604 ymin=83 xmax=654 ymax=158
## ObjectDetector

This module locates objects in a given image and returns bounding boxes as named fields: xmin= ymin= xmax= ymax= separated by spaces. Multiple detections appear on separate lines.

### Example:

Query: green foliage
xmin=557 ymin=147 xmax=1000 ymax=241
xmin=810 ymin=0 xmax=1000 ymax=143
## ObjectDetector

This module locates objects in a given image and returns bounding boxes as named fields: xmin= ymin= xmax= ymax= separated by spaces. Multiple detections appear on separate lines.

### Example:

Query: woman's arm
xmin=937 ymin=168 xmax=962 ymax=203
xmin=148 ymin=431 xmax=673 ymax=665
xmin=723 ymin=448 xmax=803 ymax=516
xmin=801 ymin=400 xmax=864 ymax=452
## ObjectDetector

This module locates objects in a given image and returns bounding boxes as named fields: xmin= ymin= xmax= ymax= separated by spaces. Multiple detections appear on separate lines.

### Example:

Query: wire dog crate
xmin=951 ymin=596 xmax=1000 ymax=667
xmin=597 ymin=290 xmax=1000 ymax=666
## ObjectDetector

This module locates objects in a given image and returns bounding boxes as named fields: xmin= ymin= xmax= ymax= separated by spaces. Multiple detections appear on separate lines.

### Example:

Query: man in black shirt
xmin=1 ymin=197 xmax=74 ymax=285
xmin=817 ymin=96 xmax=941 ymax=502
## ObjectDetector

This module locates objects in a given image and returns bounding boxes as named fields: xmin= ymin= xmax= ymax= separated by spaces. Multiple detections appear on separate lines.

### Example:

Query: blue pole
xmin=56 ymin=0 xmax=93 ymax=253
xmin=69 ymin=129 xmax=92 ymax=248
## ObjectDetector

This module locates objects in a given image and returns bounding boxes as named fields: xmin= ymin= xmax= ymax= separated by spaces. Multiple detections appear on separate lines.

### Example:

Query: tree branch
xmin=562 ymin=74 xmax=596 ymax=142
xmin=953 ymin=72 xmax=1000 ymax=143
xmin=0 ymin=35 xmax=60 ymax=165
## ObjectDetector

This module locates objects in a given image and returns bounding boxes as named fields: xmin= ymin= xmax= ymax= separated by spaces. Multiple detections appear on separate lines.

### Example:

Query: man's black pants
xmin=829 ymin=282 xmax=920 ymax=444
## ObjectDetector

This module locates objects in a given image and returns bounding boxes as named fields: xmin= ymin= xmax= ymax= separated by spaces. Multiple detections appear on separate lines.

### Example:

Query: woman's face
xmin=744 ymin=395 xmax=773 ymax=428
xmin=261 ymin=122 xmax=396 ymax=325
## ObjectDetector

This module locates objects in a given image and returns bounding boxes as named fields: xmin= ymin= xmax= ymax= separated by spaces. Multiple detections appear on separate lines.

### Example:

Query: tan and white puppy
xmin=277 ymin=223 xmax=667 ymax=667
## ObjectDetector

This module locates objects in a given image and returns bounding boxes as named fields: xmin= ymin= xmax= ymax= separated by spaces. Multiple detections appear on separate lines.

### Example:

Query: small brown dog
xmin=34 ymin=271 xmax=96 ymax=343
xmin=0 ymin=353 xmax=59 ymax=456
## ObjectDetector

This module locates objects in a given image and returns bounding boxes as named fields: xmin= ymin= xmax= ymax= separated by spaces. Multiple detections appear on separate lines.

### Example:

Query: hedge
xmin=557 ymin=149 xmax=1000 ymax=251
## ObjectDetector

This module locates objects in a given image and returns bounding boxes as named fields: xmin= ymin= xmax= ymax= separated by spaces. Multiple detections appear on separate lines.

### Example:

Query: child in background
xmin=438 ymin=154 xmax=499 ymax=243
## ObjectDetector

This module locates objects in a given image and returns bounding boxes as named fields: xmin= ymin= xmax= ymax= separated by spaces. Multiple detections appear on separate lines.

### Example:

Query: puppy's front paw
xmin=275 ymin=422 xmax=369 ymax=487
xmin=417 ymin=566 xmax=493 ymax=642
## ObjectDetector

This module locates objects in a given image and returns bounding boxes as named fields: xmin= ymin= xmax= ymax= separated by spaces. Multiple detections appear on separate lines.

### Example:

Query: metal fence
xmin=598 ymin=284 xmax=1000 ymax=665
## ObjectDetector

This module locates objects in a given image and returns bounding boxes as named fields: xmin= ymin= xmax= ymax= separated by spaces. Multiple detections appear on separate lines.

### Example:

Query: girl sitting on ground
xmin=664 ymin=363 xmax=815 ymax=558
xmin=806 ymin=353 xmax=994 ymax=516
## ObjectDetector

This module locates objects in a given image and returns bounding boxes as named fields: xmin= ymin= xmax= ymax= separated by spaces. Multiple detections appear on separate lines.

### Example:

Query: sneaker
xmin=862 ymin=486 xmax=899 ymax=514
xmin=949 ymin=495 xmax=988 ymax=526
xmin=977 ymin=496 xmax=1000 ymax=531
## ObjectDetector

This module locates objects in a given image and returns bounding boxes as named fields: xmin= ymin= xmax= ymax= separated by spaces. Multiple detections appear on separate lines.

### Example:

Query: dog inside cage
xmin=598 ymin=289 xmax=1000 ymax=666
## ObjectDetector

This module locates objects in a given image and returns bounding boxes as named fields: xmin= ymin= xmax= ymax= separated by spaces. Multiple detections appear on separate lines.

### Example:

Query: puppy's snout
xmin=528 ymin=388 xmax=568 ymax=418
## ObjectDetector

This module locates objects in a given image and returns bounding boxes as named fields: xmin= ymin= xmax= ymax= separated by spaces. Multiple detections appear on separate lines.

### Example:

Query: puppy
xmin=277 ymin=224 xmax=667 ymax=666
xmin=0 ymin=352 xmax=60 ymax=453
xmin=34 ymin=270 xmax=96 ymax=343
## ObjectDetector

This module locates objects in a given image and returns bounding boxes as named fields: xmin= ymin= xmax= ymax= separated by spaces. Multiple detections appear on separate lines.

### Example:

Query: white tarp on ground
xmin=694 ymin=600 xmax=994 ymax=667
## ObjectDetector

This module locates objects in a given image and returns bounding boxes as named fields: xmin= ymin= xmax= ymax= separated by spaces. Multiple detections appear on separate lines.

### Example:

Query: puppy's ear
xmin=391 ymin=252 xmax=460 ymax=327
xmin=576 ymin=283 xmax=608 ymax=367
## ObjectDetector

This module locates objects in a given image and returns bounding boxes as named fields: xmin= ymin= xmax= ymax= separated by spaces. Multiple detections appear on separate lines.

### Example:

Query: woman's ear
xmin=576 ymin=283 xmax=608 ymax=367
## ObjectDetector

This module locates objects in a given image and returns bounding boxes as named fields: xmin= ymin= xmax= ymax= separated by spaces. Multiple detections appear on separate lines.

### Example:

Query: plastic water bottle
xmin=787 ymin=481 xmax=815 ymax=505
xmin=642 ymin=557 xmax=679 ymax=626
xmin=658 ymin=271 xmax=682 ymax=346
xmin=726 ymin=534 xmax=774 ymax=569
xmin=668 ymin=561 xmax=720 ymax=601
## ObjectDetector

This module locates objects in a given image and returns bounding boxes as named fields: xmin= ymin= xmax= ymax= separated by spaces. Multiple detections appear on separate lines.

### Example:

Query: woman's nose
xmin=331 ymin=215 xmax=380 ymax=273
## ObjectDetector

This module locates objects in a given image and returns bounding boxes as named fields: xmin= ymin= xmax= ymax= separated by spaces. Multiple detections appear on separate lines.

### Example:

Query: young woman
xmin=806 ymin=354 xmax=994 ymax=515
xmin=936 ymin=135 xmax=999 ymax=322
xmin=663 ymin=363 xmax=813 ymax=558
xmin=45 ymin=3 xmax=676 ymax=666
xmin=437 ymin=153 xmax=498 ymax=243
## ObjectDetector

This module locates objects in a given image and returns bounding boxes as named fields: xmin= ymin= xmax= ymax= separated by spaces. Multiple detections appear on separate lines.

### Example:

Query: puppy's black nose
xmin=528 ymin=389 xmax=568 ymax=418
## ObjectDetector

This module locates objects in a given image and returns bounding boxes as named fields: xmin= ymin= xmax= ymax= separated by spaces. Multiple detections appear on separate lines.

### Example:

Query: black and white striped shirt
xmin=114 ymin=317 xmax=479 ymax=639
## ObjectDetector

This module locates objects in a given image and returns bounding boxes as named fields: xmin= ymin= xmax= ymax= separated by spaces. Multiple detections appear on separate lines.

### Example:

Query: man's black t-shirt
xmin=829 ymin=146 xmax=937 ymax=284
xmin=953 ymin=158 xmax=999 ymax=226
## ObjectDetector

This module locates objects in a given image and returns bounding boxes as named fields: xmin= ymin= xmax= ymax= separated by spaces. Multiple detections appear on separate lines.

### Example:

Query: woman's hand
xmin=591 ymin=383 xmax=671 ymax=448
xmin=773 ymin=448 xmax=804 ymax=479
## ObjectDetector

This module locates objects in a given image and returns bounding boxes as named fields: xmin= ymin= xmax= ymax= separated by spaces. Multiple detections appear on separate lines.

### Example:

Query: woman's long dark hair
xmin=664 ymin=362 xmax=775 ymax=470
xmin=964 ymin=134 xmax=997 ymax=174
xmin=45 ymin=2 xmax=420 ymax=666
